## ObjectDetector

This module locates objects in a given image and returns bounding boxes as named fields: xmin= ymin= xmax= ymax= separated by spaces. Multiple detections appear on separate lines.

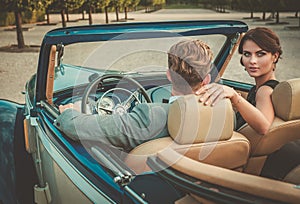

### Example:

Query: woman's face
xmin=241 ymin=40 xmax=278 ymax=78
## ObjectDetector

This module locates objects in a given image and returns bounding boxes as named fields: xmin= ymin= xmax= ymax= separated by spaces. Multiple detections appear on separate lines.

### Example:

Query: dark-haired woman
xmin=196 ymin=27 xmax=282 ymax=135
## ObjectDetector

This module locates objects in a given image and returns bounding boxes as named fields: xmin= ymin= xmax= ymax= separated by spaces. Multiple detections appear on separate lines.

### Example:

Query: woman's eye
xmin=243 ymin=52 xmax=251 ymax=57
xmin=257 ymin=52 xmax=266 ymax=57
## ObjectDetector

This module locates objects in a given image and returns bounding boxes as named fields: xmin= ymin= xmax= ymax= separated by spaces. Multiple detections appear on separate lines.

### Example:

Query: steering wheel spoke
xmin=98 ymin=107 xmax=113 ymax=114
xmin=81 ymin=74 xmax=152 ymax=114
xmin=121 ymin=90 xmax=140 ymax=107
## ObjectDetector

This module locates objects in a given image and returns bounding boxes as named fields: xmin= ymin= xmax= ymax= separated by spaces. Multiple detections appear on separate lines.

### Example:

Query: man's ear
xmin=166 ymin=69 xmax=172 ymax=82
xmin=202 ymin=74 xmax=211 ymax=85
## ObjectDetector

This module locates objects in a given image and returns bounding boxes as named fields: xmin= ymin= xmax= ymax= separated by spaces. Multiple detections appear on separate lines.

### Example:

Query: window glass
xmin=54 ymin=34 xmax=226 ymax=92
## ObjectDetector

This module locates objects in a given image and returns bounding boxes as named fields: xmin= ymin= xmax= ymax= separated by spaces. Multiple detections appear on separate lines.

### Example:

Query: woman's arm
xmin=196 ymin=83 xmax=275 ymax=135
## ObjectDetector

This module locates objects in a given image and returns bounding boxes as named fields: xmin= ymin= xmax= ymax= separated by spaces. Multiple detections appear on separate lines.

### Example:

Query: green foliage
xmin=0 ymin=10 xmax=44 ymax=26
xmin=109 ymin=0 xmax=123 ymax=7
xmin=67 ymin=0 xmax=85 ymax=10
xmin=23 ymin=9 xmax=44 ymax=22
xmin=140 ymin=0 xmax=165 ymax=8
xmin=0 ymin=12 xmax=15 ymax=26
xmin=130 ymin=0 xmax=140 ymax=8
xmin=94 ymin=0 xmax=111 ymax=9
xmin=285 ymin=0 xmax=300 ymax=12
xmin=36 ymin=0 xmax=53 ymax=11
xmin=48 ymin=0 xmax=84 ymax=12
xmin=0 ymin=0 xmax=44 ymax=12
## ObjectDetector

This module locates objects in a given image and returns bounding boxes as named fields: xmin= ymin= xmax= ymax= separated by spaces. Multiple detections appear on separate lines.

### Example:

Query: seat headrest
xmin=168 ymin=94 xmax=234 ymax=145
xmin=272 ymin=78 xmax=300 ymax=121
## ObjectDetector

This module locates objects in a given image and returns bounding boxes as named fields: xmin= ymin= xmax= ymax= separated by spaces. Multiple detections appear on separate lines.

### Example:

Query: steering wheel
xmin=81 ymin=74 xmax=152 ymax=114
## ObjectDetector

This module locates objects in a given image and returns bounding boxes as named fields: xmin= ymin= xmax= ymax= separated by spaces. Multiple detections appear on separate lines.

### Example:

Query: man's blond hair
xmin=168 ymin=39 xmax=213 ymax=94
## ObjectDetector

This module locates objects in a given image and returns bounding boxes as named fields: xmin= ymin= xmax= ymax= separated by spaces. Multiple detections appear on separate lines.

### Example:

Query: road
xmin=0 ymin=9 xmax=299 ymax=103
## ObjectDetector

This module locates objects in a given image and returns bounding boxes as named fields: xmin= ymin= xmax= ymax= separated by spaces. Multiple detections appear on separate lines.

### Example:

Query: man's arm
xmin=55 ymin=103 xmax=170 ymax=151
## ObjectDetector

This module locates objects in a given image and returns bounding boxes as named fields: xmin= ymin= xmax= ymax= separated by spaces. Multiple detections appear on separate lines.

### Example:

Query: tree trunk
xmin=250 ymin=11 xmax=253 ymax=18
xmin=115 ymin=6 xmax=119 ymax=21
xmin=105 ymin=6 xmax=109 ymax=24
xmin=61 ymin=9 xmax=67 ymax=27
xmin=81 ymin=10 xmax=85 ymax=20
xmin=66 ymin=8 xmax=70 ymax=22
xmin=271 ymin=12 xmax=275 ymax=18
xmin=88 ymin=6 xmax=92 ymax=25
xmin=276 ymin=11 xmax=280 ymax=24
xmin=262 ymin=11 xmax=266 ymax=20
xmin=124 ymin=7 xmax=128 ymax=20
xmin=46 ymin=9 xmax=50 ymax=24
xmin=14 ymin=10 xmax=25 ymax=49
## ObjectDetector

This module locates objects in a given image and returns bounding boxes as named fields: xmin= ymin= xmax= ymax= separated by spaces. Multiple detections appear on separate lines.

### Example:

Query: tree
xmin=82 ymin=0 xmax=95 ymax=25
xmin=98 ymin=0 xmax=111 ymax=24
xmin=0 ymin=0 xmax=43 ymax=48
xmin=153 ymin=0 xmax=165 ymax=10
xmin=286 ymin=0 xmax=300 ymax=27
xmin=50 ymin=0 xmax=84 ymax=27
xmin=65 ymin=0 xmax=84 ymax=22
xmin=123 ymin=0 xmax=131 ymax=20
xmin=110 ymin=0 xmax=125 ymax=22
xmin=95 ymin=0 xmax=111 ymax=23
xmin=263 ymin=0 xmax=285 ymax=24
xmin=49 ymin=0 xmax=67 ymax=27
xmin=85 ymin=0 xmax=110 ymax=25
xmin=131 ymin=0 xmax=141 ymax=9
xmin=122 ymin=0 xmax=140 ymax=20
xmin=257 ymin=0 xmax=271 ymax=21
xmin=140 ymin=0 xmax=153 ymax=13
xmin=140 ymin=0 xmax=165 ymax=12
xmin=210 ymin=0 xmax=230 ymax=13
xmin=41 ymin=0 xmax=55 ymax=25
xmin=235 ymin=0 xmax=260 ymax=19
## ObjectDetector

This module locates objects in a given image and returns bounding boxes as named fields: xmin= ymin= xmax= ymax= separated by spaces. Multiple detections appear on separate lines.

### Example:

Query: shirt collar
xmin=169 ymin=95 xmax=181 ymax=104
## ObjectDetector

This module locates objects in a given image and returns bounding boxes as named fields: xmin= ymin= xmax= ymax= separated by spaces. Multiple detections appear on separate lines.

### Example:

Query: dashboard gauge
xmin=97 ymin=97 xmax=115 ymax=115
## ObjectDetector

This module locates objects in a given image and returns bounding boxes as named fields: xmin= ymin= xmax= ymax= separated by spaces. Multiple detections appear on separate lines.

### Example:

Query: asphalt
xmin=0 ymin=9 xmax=299 ymax=103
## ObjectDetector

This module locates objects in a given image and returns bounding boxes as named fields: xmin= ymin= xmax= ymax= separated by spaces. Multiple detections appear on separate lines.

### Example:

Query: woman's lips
xmin=248 ymin=67 xmax=259 ymax=72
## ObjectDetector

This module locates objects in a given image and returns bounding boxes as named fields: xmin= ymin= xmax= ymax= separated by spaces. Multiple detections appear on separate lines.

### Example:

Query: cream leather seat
xmin=125 ymin=95 xmax=250 ymax=174
xmin=239 ymin=78 xmax=300 ymax=175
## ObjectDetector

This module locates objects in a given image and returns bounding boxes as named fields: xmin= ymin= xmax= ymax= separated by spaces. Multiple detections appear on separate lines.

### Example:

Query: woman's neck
xmin=255 ymin=72 xmax=276 ymax=89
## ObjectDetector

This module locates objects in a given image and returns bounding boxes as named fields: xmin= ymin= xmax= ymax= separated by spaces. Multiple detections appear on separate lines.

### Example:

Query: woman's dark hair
xmin=238 ymin=27 xmax=282 ymax=65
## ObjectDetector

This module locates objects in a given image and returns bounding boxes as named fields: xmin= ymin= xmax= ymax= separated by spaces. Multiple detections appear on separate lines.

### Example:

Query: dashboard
xmin=59 ymin=84 xmax=172 ymax=115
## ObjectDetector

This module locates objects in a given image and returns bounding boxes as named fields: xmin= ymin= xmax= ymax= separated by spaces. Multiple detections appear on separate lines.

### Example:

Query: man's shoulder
xmin=135 ymin=103 xmax=171 ymax=110
xmin=131 ymin=103 xmax=170 ymax=118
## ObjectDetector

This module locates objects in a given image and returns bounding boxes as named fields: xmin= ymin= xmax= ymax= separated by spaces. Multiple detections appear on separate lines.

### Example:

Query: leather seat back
xmin=239 ymin=78 xmax=300 ymax=175
xmin=168 ymin=94 xmax=233 ymax=144
xmin=125 ymin=95 xmax=250 ymax=174
xmin=240 ymin=79 xmax=300 ymax=156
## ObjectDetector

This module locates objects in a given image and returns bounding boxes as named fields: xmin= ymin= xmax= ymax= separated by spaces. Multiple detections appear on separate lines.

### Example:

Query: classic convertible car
xmin=1 ymin=20 xmax=300 ymax=204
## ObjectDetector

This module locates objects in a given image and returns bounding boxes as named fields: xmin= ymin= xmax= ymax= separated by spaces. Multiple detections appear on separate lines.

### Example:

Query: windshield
xmin=53 ymin=33 xmax=226 ymax=92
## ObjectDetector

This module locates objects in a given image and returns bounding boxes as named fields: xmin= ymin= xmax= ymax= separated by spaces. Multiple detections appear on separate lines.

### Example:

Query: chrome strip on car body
xmin=32 ymin=116 xmax=116 ymax=204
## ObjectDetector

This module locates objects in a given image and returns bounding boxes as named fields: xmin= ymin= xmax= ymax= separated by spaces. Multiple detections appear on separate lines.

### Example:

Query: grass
xmin=164 ymin=4 xmax=208 ymax=9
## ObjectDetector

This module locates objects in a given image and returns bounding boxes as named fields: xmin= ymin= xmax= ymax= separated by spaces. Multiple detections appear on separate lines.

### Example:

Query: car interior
xmin=35 ymin=30 xmax=300 ymax=203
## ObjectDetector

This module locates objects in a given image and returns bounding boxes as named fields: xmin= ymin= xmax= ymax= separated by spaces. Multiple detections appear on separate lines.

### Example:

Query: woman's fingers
xmin=197 ymin=84 xmax=225 ymax=106
xmin=209 ymin=88 xmax=225 ymax=106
